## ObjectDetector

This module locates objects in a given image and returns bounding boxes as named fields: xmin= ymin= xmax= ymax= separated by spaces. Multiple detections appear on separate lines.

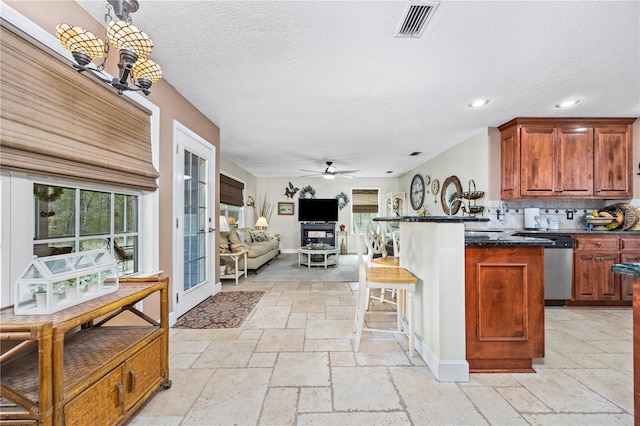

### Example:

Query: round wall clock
xmin=424 ymin=174 xmax=431 ymax=188
xmin=431 ymin=179 xmax=440 ymax=196
xmin=410 ymin=174 xmax=425 ymax=210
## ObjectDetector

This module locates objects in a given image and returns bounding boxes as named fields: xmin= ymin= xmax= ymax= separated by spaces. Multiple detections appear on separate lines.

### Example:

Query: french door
xmin=173 ymin=122 xmax=217 ymax=317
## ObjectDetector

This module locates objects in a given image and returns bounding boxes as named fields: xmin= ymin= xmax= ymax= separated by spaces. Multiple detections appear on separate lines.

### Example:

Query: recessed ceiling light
xmin=555 ymin=100 xmax=580 ymax=108
xmin=469 ymin=99 xmax=489 ymax=108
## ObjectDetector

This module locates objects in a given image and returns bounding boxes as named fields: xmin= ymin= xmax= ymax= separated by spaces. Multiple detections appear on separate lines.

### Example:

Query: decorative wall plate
xmin=431 ymin=179 xmax=440 ymax=196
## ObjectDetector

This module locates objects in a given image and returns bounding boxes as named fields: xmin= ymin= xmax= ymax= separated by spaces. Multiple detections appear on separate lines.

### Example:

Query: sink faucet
xmin=448 ymin=198 xmax=468 ymax=216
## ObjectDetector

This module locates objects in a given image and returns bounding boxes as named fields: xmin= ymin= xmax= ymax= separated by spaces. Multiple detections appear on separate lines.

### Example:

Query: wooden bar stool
xmin=353 ymin=223 xmax=418 ymax=357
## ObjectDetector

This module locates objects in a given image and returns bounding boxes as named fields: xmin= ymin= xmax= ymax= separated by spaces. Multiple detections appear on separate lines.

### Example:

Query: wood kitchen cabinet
xmin=465 ymin=246 xmax=545 ymax=373
xmin=573 ymin=235 xmax=640 ymax=304
xmin=499 ymin=117 xmax=634 ymax=199
xmin=0 ymin=276 xmax=170 ymax=425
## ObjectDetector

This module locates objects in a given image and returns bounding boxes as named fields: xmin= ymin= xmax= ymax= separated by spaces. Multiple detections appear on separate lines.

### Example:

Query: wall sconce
xmin=55 ymin=0 xmax=161 ymax=96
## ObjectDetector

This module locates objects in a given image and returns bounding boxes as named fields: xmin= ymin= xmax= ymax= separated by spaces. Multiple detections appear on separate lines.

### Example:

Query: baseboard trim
xmin=415 ymin=336 xmax=469 ymax=382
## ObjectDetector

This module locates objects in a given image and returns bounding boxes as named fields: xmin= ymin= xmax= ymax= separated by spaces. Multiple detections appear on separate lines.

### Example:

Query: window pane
xmin=33 ymin=184 xmax=76 ymax=240
xmin=80 ymin=190 xmax=111 ymax=236
xmin=113 ymin=236 xmax=137 ymax=274
xmin=34 ymin=242 xmax=75 ymax=257
xmin=114 ymin=194 xmax=138 ymax=233
xmin=80 ymin=238 xmax=108 ymax=252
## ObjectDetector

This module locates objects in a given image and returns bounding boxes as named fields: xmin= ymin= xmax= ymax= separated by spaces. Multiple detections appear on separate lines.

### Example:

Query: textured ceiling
xmin=77 ymin=0 xmax=640 ymax=178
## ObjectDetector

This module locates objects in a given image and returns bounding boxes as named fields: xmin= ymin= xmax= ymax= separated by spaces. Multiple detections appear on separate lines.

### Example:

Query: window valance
xmin=0 ymin=26 xmax=158 ymax=191
xmin=352 ymin=189 xmax=379 ymax=213
xmin=220 ymin=174 xmax=244 ymax=207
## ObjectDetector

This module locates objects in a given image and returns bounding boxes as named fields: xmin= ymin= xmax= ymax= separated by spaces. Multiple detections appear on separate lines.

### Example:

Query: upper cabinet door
xmin=556 ymin=127 xmax=594 ymax=197
xmin=520 ymin=125 xmax=556 ymax=196
xmin=499 ymin=118 xmax=635 ymax=200
xmin=594 ymin=125 xmax=633 ymax=199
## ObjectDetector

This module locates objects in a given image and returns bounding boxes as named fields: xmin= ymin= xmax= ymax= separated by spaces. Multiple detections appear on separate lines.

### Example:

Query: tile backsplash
xmin=467 ymin=199 xmax=640 ymax=230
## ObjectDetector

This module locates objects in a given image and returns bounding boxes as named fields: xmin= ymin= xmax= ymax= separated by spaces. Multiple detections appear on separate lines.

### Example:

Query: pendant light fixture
xmin=55 ymin=0 xmax=161 ymax=96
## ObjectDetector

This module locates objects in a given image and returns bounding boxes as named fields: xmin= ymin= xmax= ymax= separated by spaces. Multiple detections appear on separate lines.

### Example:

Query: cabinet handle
xmin=116 ymin=382 xmax=124 ymax=406
xmin=554 ymin=188 xmax=563 ymax=192
xmin=129 ymin=369 xmax=138 ymax=392
xmin=596 ymin=242 xmax=602 ymax=247
xmin=596 ymin=188 xmax=602 ymax=192
xmin=621 ymin=241 xmax=625 ymax=249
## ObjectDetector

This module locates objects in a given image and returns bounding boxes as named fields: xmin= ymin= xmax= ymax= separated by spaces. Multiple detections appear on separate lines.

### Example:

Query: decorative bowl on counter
xmin=584 ymin=217 xmax=616 ymax=229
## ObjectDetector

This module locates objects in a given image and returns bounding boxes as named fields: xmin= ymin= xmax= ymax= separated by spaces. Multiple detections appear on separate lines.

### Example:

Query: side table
xmin=220 ymin=249 xmax=248 ymax=285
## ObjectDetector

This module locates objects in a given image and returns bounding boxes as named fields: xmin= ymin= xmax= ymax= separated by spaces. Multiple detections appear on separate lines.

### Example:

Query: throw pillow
xmin=236 ymin=229 xmax=246 ymax=243
xmin=249 ymin=230 xmax=269 ymax=242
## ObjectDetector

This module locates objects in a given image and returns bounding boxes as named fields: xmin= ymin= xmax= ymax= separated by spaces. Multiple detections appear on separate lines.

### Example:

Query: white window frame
xmin=0 ymin=3 xmax=160 ymax=308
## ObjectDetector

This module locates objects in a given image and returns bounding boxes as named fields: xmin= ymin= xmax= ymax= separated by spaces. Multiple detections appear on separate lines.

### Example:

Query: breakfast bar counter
xmin=395 ymin=217 xmax=552 ymax=381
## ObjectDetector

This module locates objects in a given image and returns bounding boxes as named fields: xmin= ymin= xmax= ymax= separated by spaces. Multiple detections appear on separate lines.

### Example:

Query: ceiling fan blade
xmin=300 ymin=173 xmax=323 ymax=178
xmin=338 ymin=174 xmax=355 ymax=179
xmin=335 ymin=170 xmax=360 ymax=174
xmin=299 ymin=169 xmax=322 ymax=173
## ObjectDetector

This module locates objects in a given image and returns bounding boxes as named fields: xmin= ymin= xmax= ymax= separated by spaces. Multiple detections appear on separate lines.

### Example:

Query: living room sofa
xmin=220 ymin=227 xmax=279 ymax=271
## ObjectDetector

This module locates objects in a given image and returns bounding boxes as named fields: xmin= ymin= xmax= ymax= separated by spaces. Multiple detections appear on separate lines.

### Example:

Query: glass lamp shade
xmin=107 ymin=20 xmax=153 ymax=61
xmin=56 ymin=23 xmax=105 ymax=65
xmin=132 ymin=59 xmax=162 ymax=88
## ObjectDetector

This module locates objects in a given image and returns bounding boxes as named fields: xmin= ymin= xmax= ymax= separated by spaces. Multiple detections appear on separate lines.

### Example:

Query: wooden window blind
xmin=220 ymin=174 xmax=244 ymax=207
xmin=0 ymin=26 xmax=159 ymax=191
xmin=352 ymin=189 xmax=379 ymax=213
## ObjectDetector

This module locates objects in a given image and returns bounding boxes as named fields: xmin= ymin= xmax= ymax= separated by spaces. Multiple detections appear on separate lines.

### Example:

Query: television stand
xmin=300 ymin=223 xmax=336 ymax=247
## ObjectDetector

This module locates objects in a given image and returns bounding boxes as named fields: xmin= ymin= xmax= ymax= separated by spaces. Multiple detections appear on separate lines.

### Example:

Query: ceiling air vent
xmin=395 ymin=2 xmax=439 ymax=38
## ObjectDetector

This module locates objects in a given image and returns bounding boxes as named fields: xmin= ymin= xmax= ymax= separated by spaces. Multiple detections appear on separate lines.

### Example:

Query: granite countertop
xmin=400 ymin=216 xmax=490 ymax=223
xmin=464 ymin=230 xmax=554 ymax=247
xmin=612 ymin=263 xmax=640 ymax=277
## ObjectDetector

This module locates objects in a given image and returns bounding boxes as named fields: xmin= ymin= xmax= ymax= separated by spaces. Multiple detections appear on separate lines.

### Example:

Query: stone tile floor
xmin=128 ymin=275 xmax=634 ymax=425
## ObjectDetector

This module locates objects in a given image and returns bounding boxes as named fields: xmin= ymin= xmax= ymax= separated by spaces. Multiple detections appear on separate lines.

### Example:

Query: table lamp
xmin=255 ymin=216 xmax=269 ymax=230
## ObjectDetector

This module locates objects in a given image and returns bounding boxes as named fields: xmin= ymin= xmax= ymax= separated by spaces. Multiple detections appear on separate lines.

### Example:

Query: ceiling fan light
xmin=132 ymin=59 xmax=162 ymax=87
xmin=107 ymin=20 xmax=153 ymax=60
xmin=323 ymin=173 xmax=336 ymax=180
xmin=55 ymin=23 xmax=105 ymax=63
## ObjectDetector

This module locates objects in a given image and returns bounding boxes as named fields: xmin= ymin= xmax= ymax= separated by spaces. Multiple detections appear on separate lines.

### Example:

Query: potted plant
xmin=29 ymin=284 xmax=48 ymax=308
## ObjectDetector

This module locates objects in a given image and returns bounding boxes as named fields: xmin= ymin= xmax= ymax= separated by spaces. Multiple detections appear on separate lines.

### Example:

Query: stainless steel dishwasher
xmin=539 ymin=234 xmax=574 ymax=305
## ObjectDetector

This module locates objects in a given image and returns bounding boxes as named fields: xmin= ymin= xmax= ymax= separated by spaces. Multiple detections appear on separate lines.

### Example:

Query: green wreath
xmin=299 ymin=185 xmax=316 ymax=199
xmin=336 ymin=192 xmax=349 ymax=210
xmin=33 ymin=185 xmax=64 ymax=202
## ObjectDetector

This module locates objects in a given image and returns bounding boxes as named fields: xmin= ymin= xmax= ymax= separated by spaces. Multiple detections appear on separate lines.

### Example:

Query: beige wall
xmin=255 ymin=176 xmax=400 ymax=251
xmin=400 ymin=129 xmax=491 ymax=216
xmin=8 ymin=1 xmax=221 ymax=311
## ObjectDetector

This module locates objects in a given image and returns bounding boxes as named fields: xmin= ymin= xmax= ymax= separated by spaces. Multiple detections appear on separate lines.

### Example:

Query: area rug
xmin=173 ymin=291 xmax=264 ymax=329
xmin=253 ymin=253 xmax=359 ymax=282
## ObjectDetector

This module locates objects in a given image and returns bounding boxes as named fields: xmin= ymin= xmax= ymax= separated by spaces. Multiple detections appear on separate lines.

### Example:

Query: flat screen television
xmin=298 ymin=198 xmax=338 ymax=222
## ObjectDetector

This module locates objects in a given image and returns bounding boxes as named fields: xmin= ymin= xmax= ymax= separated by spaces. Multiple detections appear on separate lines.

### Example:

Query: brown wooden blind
xmin=352 ymin=189 xmax=379 ymax=213
xmin=0 ymin=26 xmax=158 ymax=191
xmin=220 ymin=174 xmax=244 ymax=206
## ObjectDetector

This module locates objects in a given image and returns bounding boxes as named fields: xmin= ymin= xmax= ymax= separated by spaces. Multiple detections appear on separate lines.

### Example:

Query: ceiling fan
xmin=300 ymin=161 xmax=360 ymax=179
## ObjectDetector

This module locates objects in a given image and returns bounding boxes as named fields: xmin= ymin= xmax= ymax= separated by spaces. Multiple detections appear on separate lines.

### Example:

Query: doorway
xmin=173 ymin=122 xmax=217 ymax=317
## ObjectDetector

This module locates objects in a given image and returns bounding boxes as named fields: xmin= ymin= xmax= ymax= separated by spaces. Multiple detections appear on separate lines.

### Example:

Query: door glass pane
xmin=183 ymin=150 xmax=208 ymax=292
xmin=33 ymin=184 xmax=76 ymax=240
xmin=80 ymin=190 xmax=111 ymax=236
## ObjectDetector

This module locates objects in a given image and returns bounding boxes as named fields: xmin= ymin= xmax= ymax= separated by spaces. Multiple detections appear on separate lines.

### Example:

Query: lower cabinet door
xmin=64 ymin=366 xmax=124 ymax=426
xmin=124 ymin=337 xmax=163 ymax=411
xmin=573 ymin=252 xmax=620 ymax=301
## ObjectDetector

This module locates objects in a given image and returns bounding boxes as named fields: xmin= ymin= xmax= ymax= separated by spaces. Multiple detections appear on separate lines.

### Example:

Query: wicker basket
xmin=605 ymin=203 xmax=638 ymax=231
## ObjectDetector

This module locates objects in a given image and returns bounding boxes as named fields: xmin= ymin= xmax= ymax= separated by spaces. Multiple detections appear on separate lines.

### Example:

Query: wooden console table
xmin=220 ymin=249 xmax=248 ymax=285
xmin=0 ymin=276 xmax=171 ymax=425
